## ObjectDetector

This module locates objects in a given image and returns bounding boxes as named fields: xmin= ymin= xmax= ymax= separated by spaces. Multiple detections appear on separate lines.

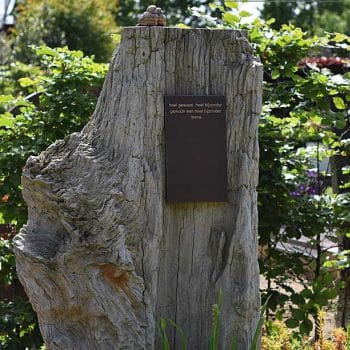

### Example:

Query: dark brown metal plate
xmin=165 ymin=95 xmax=227 ymax=202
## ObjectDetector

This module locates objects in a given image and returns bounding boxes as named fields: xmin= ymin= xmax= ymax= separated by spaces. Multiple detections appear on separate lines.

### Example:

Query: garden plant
xmin=0 ymin=0 xmax=350 ymax=348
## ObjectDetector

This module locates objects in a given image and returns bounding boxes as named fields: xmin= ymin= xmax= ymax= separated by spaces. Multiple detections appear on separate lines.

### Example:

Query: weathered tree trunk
xmin=14 ymin=27 xmax=262 ymax=349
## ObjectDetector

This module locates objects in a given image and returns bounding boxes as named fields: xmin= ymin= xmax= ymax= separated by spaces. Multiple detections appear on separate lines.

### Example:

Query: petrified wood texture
xmin=14 ymin=27 xmax=263 ymax=349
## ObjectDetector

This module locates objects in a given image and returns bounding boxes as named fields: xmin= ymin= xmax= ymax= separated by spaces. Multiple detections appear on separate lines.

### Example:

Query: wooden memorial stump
xmin=14 ymin=27 xmax=263 ymax=349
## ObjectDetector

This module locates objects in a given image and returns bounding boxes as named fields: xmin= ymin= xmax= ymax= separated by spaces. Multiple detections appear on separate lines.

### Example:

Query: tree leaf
xmin=35 ymin=46 xmax=60 ymax=58
xmin=18 ymin=77 xmax=36 ymax=87
xmin=0 ymin=95 xmax=15 ymax=104
xmin=285 ymin=318 xmax=299 ymax=328
xmin=271 ymin=69 xmax=280 ymax=80
xmin=176 ymin=23 xmax=190 ymax=29
xmin=333 ymin=96 xmax=346 ymax=110
xmin=291 ymin=308 xmax=305 ymax=321
xmin=266 ymin=18 xmax=276 ymax=25
xmin=323 ymin=288 xmax=338 ymax=299
xmin=224 ymin=1 xmax=239 ymax=9
xmin=239 ymin=10 xmax=251 ymax=17
xmin=0 ymin=113 xmax=15 ymax=128
xmin=321 ymin=272 xmax=334 ymax=285
xmin=223 ymin=12 xmax=239 ymax=25
xmin=290 ymin=294 xmax=305 ymax=305
xmin=299 ymin=319 xmax=313 ymax=335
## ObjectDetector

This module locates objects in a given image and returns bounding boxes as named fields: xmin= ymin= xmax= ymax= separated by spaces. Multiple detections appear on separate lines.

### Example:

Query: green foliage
xmin=0 ymin=0 xmax=349 ymax=345
xmin=0 ymin=297 xmax=42 ymax=350
xmin=10 ymin=0 xmax=117 ymax=63
xmin=263 ymin=319 xmax=350 ymax=350
xmin=0 ymin=238 xmax=42 ymax=349
xmin=0 ymin=238 xmax=16 ymax=290
xmin=249 ymin=19 xmax=349 ymax=337
xmin=262 ymin=320 xmax=314 ymax=350
xmin=0 ymin=62 xmax=42 ymax=100
xmin=203 ymin=0 xmax=350 ymax=338
xmin=0 ymin=46 xmax=107 ymax=227
xmin=261 ymin=0 xmax=350 ymax=36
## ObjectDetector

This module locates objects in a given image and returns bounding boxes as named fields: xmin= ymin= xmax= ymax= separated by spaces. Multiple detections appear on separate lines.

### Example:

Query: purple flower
xmin=307 ymin=187 xmax=317 ymax=195
xmin=306 ymin=170 xmax=317 ymax=178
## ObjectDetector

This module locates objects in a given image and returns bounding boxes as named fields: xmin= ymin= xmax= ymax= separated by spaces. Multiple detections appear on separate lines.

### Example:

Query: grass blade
xmin=165 ymin=318 xmax=187 ymax=350
xmin=250 ymin=296 xmax=270 ymax=350
xmin=158 ymin=318 xmax=171 ymax=350
xmin=230 ymin=329 xmax=236 ymax=350
xmin=208 ymin=289 xmax=223 ymax=350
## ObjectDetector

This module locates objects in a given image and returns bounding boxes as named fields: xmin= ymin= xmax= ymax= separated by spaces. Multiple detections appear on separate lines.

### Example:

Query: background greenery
xmin=1 ymin=0 xmax=350 ymax=348
xmin=10 ymin=0 xmax=117 ymax=63
xmin=261 ymin=0 xmax=350 ymax=35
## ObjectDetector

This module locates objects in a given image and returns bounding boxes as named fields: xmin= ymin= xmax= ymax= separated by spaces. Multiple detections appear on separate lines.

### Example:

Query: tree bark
xmin=14 ymin=27 xmax=263 ymax=349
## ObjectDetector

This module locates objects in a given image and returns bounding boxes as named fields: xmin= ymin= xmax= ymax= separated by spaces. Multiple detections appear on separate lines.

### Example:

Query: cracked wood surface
xmin=14 ymin=27 xmax=262 ymax=349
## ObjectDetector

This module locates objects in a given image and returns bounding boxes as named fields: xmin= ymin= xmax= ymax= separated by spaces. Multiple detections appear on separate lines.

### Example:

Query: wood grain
xmin=14 ymin=27 xmax=263 ymax=349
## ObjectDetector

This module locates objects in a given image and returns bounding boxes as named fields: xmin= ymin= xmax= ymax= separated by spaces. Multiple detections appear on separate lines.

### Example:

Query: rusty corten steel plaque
xmin=164 ymin=95 xmax=227 ymax=202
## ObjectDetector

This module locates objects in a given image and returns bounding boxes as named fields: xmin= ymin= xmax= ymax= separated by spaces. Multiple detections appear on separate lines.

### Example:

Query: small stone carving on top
xmin=156 ymin=7 xmax=166 ymax=26
xmin=138 ymin=5 xmax=166 ymax=26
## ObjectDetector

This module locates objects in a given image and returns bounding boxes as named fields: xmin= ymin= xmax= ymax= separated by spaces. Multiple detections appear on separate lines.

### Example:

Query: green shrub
xmin=204 ymin=1 xmax=350 ymax=338
xmin=0 ymin=238 xmax=42 ymax=349
xmin=11 ymin=0 xmax=117 ymax=63
xmin=0 ymin=46 xmax=108 ymax=226
xmin=0 ymin=62 xmax=42 ymax=99
xmin=1 ymin=1 xmax=350 ymax=345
